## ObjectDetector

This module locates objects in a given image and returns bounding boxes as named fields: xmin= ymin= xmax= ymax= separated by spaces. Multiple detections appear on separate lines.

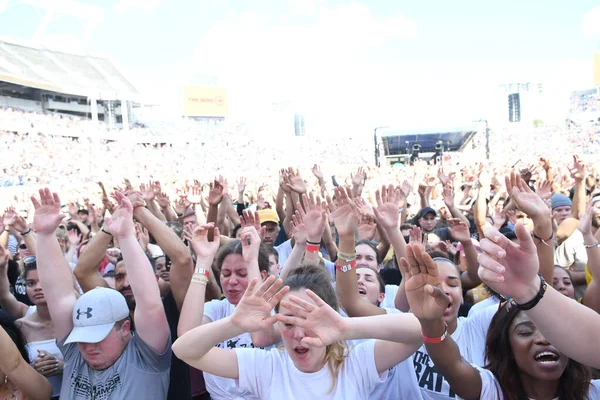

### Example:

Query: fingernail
xmin=496 ymin=266 xmax=504 ymax=274
xmin=496 ymin=275 xmax=504 ymax=282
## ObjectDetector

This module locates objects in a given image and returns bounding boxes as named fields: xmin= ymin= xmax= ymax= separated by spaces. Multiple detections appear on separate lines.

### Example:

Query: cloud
xmin=287 ymin=0 xmax=325 ymax=15
xmin=582 ymin=6 xmax=600 ymax=37
xmin=115 ymin=0 xmax=162 ymax=14
xmin=192 ymin=2 xmax=417 ymax=92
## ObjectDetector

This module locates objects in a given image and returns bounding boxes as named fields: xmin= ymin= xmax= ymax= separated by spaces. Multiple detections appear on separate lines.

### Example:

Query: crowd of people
xmin=2 ymin=104 xmax=600 ymax=399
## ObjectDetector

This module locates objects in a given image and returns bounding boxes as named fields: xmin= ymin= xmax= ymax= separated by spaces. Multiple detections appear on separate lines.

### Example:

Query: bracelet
xmin=194 ymin=267 xmax=210 ymax=277
xmin=3 ymin=228 xmax=9 ymax=232
xmin=22 ymin=229 xmax=32 ymax=236
xmin=336 ymin=259 xmax=356 ymax=273
xmin=306 ymin=243 xmax=320 ymax=253
xmin=515 ymin=274 xmax=547 ymax=311
xmin=191 ymin=273 xmax=209 ymax=286
xmin=337 ymin=251 xmax=356 ymax=262
xmin=176 ymin=213 xmax=183 ymax=218
xmin=306 ymin=240 xmax=320 ymax=246
xmin=532 ymin=232 xmax=553 ymax=247
xmin=101 ymin=227 xmax=112 ymax=236
xmin=421 ymin=322 xmax=449 ymax=344
xmin=584 ymin=241 xmax=600 ymax=249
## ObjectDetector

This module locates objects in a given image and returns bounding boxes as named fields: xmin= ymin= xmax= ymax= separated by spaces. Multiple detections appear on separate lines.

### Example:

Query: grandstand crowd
xmin=2 ymin=104 xmax=600 ymax=400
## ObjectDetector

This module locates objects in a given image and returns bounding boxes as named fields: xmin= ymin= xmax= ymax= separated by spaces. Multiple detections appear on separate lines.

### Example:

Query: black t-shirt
xmin=163 ymin=291 xmax=191 ymax=400
xmin=8 ymin=260 xmax=33 ymax=306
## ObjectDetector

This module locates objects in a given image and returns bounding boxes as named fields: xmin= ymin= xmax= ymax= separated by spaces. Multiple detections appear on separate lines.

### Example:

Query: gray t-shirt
xmin=57 ymin=332 xmax=172 ymax=400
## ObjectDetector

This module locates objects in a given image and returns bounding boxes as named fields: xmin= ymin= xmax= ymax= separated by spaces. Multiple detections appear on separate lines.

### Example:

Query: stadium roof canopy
xmin=0 ymin=38 xmax=138 ymax=100
xmin=379 ymin=125 xmax=478 ymax=156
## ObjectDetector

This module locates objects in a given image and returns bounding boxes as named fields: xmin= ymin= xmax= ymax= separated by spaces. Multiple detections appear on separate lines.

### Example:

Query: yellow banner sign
xmin=183 ymin=86 xmax=228 ymax=117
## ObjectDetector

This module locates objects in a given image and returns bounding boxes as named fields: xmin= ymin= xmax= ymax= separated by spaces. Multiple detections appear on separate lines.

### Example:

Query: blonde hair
xmin=277 ymin=265 xmax=348 ymax=394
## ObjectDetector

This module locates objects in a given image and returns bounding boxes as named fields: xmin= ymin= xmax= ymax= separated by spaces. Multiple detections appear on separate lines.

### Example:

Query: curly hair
xmin=485 ymin=303 xmax=592 ymax=400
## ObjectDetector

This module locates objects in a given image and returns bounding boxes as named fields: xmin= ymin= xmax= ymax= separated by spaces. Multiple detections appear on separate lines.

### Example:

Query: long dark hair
xmin=0 ymin=310 xmax=29 ymax=363
xmin=485 ymin=303 xmax=591 ymax=400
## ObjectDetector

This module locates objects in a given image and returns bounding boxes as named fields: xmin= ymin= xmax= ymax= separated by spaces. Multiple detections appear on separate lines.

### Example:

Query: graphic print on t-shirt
xmin=413 ymin=350 xmax=456 ymax=398
xmin=70 ymin=369 xmax=122 ymax=399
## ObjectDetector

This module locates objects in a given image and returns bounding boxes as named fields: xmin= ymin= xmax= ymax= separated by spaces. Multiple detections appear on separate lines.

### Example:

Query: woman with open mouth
xmin=173 ymin=264 xmax=424 ymax=400
xmin=405 ymin=242 xmax=599 ymax=400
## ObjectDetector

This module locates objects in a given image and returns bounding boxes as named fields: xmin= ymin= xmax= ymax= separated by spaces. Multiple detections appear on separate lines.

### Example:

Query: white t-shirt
xmin=410 ymin=305 xmax=497 ymax=399
xmin=369 ymin=357 xmax=422 ymax=400
xmin=276 ymin=239 xmax=336 ymax=279
xmin=467 ymin=296 xmax=500 ymax=318
xmin=381 ymin=285 xmax=399 ymax=309
xmin=465 ymin=366 xmax=600 ymax=400
xmin=204 ymin=298 xmax=264 ymax=400
xmin=235 ymin=339 xmax=387 ymax=400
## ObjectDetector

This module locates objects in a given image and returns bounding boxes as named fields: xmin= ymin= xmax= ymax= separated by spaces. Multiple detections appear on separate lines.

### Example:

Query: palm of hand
xmin=157 ymin=197 xmax=169 ymax=208
xmin=304 ymin=210 xmax=325 ymax=238
xmin=450 ymin=226 xmax=470 ymax=242
xmin=3 ymin=211 xmax=15 ymax=226
xmin=512 ymin=192 xmax=545 ymax=218
xmin=33 ymin=206 xmax=63 ymax=234
xmin=357 ymin=223 xmax=376 ymax=240
xmin=233 ymin=296 xmax=273 ymax=332
xmin=303 ymin=306 xmax=344 ymax=347
xmin=312 ymin=167 xmax=323 ymax=180
xmin=331 ymin=205 xmax=358 ymax=236
xmin=288 ymin=176 xmax=306 ymax=193
xmin=405 ymin=274 xmax=445 ymax=321
xmin=192 ymin=238 xmax=218 ymax=259
xmin=208 ymin=189 xmax=223 ymax=205
xmin=352 ymin=174 xmax=363 ymax=186
xmin=376 ymin=203 xmax=399 ymax=229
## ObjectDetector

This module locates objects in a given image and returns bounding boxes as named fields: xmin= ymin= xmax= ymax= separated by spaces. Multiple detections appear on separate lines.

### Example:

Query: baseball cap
xmin=65 ymin=287 xmax=130 ymax=344
xmin=258 ymin=208 xmax=279 ymax=225
xmin=417 ymin=207 xmax=438 ymax=218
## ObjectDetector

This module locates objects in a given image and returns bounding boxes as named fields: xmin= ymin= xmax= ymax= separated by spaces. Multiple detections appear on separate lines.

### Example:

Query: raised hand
xmin=276 ymin=289 xmax=347 ymax=348
xmin=155 ymin=192 xmax=171 ymax=209
xmin=477 ymin=222 xmax=540 ymax=303
xmin=400 ymin=180 xmax=412 ymax=198
xmin=578 ymin=199 xmax=596 ymax=235
xmin=207 ymin=179 xmax=224 ymax=206
xmin=240 ymin=225 xmax=262 ymax=265
xmin=175 ymin=197 xmax=191 ymax=215
xmin=31 ymin=189 xmax=65 ymax=235
xmin=188 ymin=186 xmax=203 ymax=205
xmin=442 ymin=184 xmax=455 ymax=208
xmin=231 ymin=276 xmax=289 ymax=332
xmin=291 ymin=210 xmax=308 ymax=245
xmin=505 ymin=172 xmax=550 ymax=220
xmin=140 ymin=181 xmax=156 ymax=202
xmin=298 ymin=192 xmax=327 ymax=243
xmin=409 ymin=226 xmax=427 ymax=249
xmin=311 ymin=164 xmax=324 ymax=182
xmin=568 ymin=155 xmax=586 ymax=182
xmin=103 ymin=192 xmax=135 ymax=238
xmin=286 ymin=168 xmax=307 ymax=194
xmin=418 ymin=183 xmax=427 ymax=197
xmin=373 ymin=184 xmax=404 ymax=230
xmin=11 ymin=215 xmax=28 ymax=234
xmin=351 ymin=167 xmax=366 ymax=187
xmin=447 ymin=218 xmax=470 ymax=243
xmin=241 ymin=209 xmax=262 ymax=234
xmin=2 ymin=207 xmax=16 ymax=227
xmin=437 ymin=167 xmax=451 ymax=186
xmin=67 ymin=229 xmax=82 ymax=247
xmin=237 ymin=177 xmax=247 ymax=194
xmin=68 ymin=202 xmax=79 ymax=218
xmin=124 ymin=190 xmax=146 ymax=210
xmin=535 ymin=180 xmax=553 ymax=200
xmin=326 ymin=187 xmax=359 ymax=238
xmin=135 ymin=223 xmax=149 ymax=251
xmin=190 ymin=223 xmax=221 ymax=261
xmin=400 ymin=245 xmax=450 ymax=321
xmin=357 ymin=214 xmax=377 ymax=241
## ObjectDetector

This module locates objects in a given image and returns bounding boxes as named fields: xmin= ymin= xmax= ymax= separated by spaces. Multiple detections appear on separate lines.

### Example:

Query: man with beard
xmin=74 ymin=191 xmax=220 ymax=400
xmin=35 ymin=189 xmax=171 ymax=400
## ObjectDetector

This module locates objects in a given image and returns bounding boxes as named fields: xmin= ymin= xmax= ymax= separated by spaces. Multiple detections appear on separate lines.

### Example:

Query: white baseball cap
xmin=65 ymin=287 xmax=130 ymax=344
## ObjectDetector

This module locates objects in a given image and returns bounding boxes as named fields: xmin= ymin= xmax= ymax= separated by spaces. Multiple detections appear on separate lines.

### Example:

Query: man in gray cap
xmin=551 ymin=193 xmax=573 ymax=226
xmin=33 ymin=188 xmax=171 ymax=399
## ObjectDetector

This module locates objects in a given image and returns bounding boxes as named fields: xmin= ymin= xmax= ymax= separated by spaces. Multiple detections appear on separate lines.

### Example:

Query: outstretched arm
xmin=73 ymin=230 xmax=111 ymax=293
xmin=32 ymin=189 xmax=77 ymax=342
xmin=106 ymin=192 xmax=169 ymax=353
xmin=0 ymin=324 xmax=53 ymax=400
xmin=403 ymin=244 xmax=482 ymax=399
xmin=0 ymin=247 xmax=29 ymax=319
xmin=134 ymin=207 xmax=194 ymax=311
